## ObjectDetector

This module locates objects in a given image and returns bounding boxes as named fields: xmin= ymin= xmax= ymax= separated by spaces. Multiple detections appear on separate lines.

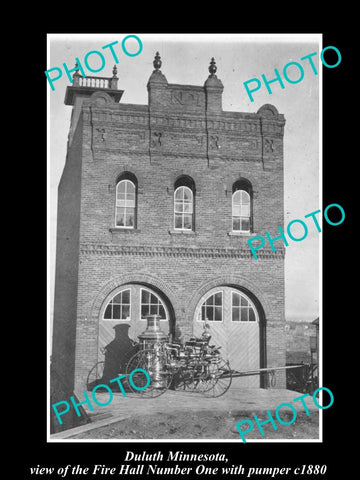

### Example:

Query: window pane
xmin=104 ymin=305 xmax=112 ymax=319
xmin=111 ymin=293 xmax=121 ymax=304
xmin=175 ymin=188 xmax=183 ymax=200
xmin=241 ymin=204 xmax=250 ymax=217
xmin=116 ymin=197 xmax=126 ymax=206
xmin=126 ymin=182 xmax=135 ymax=194
xmin=214 ymin=306 xmax=222 ymax=321
xmin=241 ymin=295 xmax=249 ymax=307
xmin=159 ymin=305 xmax=165 ymax=318
xmin=233 ymin=190 xmax=241 ymax=204
xmin=233 ymin=205 xmax=241 ymax=216
xmin=201 ymin=305 xmax=206 ymax=321
xmin=232 ymin=307 xmax=240 ymax=322
xmin=214 ymin=292 xmax=222 ymax=305
xmin=125 ymin=212 xmax=134 ymax=227
xmin=232 ymin=292 xmax=240 ymax=307
xmin=233 ymin=217 xmax=240 ymax=231
xmin=183 ymin=203 xmax=193 ymax=213
xmin=150 ymin=305 xmax=158 ymax=315
xmin=141 ymin=305 xmax=149 ymax=318
xmin=183 ymin=188 xmax=192 ymax=201
xmin=175 ymin=214 xmax=183 ymax=229
xmin=122 ymin=305 xmax=130 ymax=319
xmin=122 ymin=289 xmax=130 ymax=304
xmin=205 ymin=306 xmax=214 ymax=321
xmin=183 ymin=215 xmax=192 ymax=229
xmin=240 ymin=308 xmax=248 ymax=321
xmin=117 ymin=182 xmax=126 ymax=193
xmin=142 ymin=289 xmax=151 ymax=303
xmin=112 ymin=305 xmax=121 ymax=319
xmin=116 ymin=209 xmax=125 ymax=226
xmin=249 ymin=308 xmax=256 ymax=322
xmin=240 ymin=190 xmax=250 ymax=203
xmin=174 ymin=202 xmax=184 ymax=213
xmin=241 ymin=218 xmax=250 ymax=231
xmin=150 ymin=293 xmax=158 ymax=304
xmin=126 ymin=196 xmax=135 ymax=207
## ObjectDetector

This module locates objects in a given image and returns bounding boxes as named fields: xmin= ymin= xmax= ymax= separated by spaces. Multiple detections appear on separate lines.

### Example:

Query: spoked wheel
xmin=196 ymin=357 xmax=233 ymax=398
xmin=126 ymin=349 xmax=173 ymax=398
xmin=86 ymin=361 xmax=105 ymax=391
xmin=186 ymin=362 xmax=216 ymax=393
xmin=173 ymin=366 xmax=196 ymax=391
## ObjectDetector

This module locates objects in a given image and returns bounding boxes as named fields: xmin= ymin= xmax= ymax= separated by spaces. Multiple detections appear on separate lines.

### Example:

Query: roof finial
xmin=73 ymin=62 xmax=81 ymax=78
xmin=208 ymin=57 xmax=217 ymax=77
xmin=153 ymin=52 xmax=162 ymax=71
xmin=112 ymin=64 xmax=118 ymax=78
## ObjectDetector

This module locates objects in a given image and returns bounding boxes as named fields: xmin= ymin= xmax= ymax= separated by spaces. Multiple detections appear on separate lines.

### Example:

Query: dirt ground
xmin=69 ymin=409 xmax=319 ymax=441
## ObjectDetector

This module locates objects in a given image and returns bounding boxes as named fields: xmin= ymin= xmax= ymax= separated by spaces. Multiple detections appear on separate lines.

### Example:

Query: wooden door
xmin=193 ymin=286 xmax=260 ymax=387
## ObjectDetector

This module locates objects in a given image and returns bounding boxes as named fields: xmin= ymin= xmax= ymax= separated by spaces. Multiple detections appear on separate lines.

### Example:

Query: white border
xmin=47 ymin=32 xmax=323 ymax=443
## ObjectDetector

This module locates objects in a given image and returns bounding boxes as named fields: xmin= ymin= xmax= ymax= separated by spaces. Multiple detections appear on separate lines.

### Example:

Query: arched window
xmin=174 ymin=176 xmax=195 ymax=231
xmin=231 ymin=291 xmax=258 ymax=322
xmin=115 ymin=176 xmax=137 ymax=228
xmin=174 ymin=186 xmax=193 ymax=230
xmin=140 ymin=288 xmax=168 ymax=320
xmin=199 ymin=291 xmax=223 ymax=322
xmin=232 ymin=179 xmax=252 ymax=233
xmin=103 ymin=288 xmax=131 ymax=320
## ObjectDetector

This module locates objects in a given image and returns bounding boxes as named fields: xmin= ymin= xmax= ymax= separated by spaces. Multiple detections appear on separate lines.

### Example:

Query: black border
xmin=23 ymin=26 xmax=352 ymax=479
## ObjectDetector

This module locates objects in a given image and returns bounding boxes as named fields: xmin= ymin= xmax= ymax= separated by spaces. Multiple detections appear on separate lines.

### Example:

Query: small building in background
xmin=285 ymin=318 xmax=319 ymax=392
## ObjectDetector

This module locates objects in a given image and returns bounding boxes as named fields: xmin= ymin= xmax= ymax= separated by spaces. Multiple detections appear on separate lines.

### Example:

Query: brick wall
xmin=52 ymin=115 xmax=83 ymax=392
xmin=74 ymin=254 xmax=285 ymax=389
xmin=53 ymin=64 xmax=287 ymax=394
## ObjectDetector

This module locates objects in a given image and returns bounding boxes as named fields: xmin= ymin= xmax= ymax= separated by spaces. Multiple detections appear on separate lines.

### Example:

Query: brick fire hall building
xmin=52 ymin=53 xmax=286 ymax=397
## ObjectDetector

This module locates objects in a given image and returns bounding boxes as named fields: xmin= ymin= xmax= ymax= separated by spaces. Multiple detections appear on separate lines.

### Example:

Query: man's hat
xmin=113 ymin=323 xmax=131 ymax=330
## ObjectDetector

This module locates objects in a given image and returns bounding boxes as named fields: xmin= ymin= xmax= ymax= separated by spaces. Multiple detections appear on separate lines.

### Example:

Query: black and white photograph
xmin=22 ymin=28 xmax=352 ymax=479
xmin=48 ymin=33 xmax=322 ymax=442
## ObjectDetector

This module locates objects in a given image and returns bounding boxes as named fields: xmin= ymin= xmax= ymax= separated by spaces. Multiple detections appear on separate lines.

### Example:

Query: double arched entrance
xmin=97 ymin=281 xmax=265 ymax=387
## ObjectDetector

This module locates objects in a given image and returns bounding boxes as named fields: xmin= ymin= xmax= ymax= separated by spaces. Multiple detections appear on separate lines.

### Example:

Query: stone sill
xmin=227 ymin=232 xmax=257 ymax=237
xmin=168 ymin=230 xmax=197 ymax=236
xmin=109 ymin=228 xmax=140 ymax=234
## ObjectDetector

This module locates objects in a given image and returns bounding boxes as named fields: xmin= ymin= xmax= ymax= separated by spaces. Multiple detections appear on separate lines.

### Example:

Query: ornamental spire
xmin=153 ymin=52 xmax=162 ymax=71
xmin=208 ymin=57 xmax=217 ymax=77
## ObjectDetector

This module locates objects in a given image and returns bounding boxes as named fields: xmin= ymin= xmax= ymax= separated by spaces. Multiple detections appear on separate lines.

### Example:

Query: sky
xmin=48 ymin=33 xmax=322 ymax=324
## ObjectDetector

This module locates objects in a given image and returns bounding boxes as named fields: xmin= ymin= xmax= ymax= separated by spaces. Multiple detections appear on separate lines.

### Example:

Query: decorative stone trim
xmin=79 ymin=243 xmax=285 ymax=259
xmin=83 ymin=110 xmax=284 ymax=136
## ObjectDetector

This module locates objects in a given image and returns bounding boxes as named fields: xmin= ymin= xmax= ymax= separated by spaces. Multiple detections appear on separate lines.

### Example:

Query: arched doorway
xmin=193 ymin=286 xmax=265 ymax=387
xmin=98 ymin=283 xmax=174 ymax=366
